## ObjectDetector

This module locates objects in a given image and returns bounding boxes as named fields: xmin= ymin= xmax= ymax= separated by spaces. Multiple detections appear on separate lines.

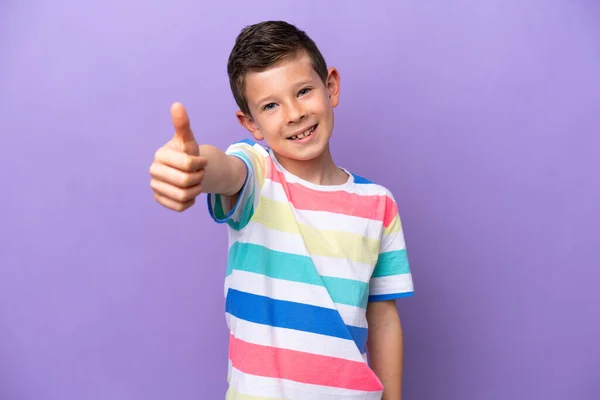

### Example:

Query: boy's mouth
xmin=288 ymin=124 xmax=317 ymax=141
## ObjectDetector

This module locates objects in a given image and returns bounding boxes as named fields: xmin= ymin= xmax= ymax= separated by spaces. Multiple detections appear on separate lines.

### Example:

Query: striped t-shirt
xmin=207 ymin=140 xmax=414 ymax=400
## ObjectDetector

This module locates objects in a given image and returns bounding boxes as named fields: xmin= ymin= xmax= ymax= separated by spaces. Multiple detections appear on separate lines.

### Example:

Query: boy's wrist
xmin=198 ymin=144 xmax=246 ymax=196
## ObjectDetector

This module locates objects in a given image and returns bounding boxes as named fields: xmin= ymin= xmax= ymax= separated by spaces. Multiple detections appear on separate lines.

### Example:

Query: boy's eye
xmin=298 ymin=88 xmax=311 ymax=96
xmin=263 ymin=103 xmax=276 ymax=111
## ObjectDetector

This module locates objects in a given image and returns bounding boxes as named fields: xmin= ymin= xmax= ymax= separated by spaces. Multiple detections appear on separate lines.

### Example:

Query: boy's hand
xmin=149 ymin=102 xmax=208 ymax=212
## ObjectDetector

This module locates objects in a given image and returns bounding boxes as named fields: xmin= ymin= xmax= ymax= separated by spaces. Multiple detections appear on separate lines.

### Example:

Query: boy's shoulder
xmin=345 ymin=170 xmax=395 ymax=197
xmin=227 ymin=138 xmax=267 ymax=154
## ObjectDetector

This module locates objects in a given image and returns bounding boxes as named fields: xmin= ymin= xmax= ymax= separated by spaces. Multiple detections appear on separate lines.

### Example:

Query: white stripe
xmin=232 ymin=222 xmax=376 ymax=282
xmin=226 ymin=314 xmax=364 ymax=362
xmin=228 ymin=367 xmax=383 ymax=400
xmin=226 ymin=270 xmax=369 ymax=328
xmin=227 ymin=358 xmax=232 ymax=382
xmin=369 ymin=274 xmax=414 ymax=296
xmin=226 ymin=270 xmax=334 ymax=310
xmin=260 ymin=180 xmax=383 ymax=239
xmin=311 ymin=254 xmax=374 ymax=283
xmin=235 ymin=221 xmax=308 ymax=255
xmin=296 ymin=209 xmax=382 ymax=240
xmin=351 ymin=182 xmax=392 ymax=197
xmin=259 ymin=175 xmax=287 ymax=200
xmin=380 ymin=230 xmax=406 ymax=253
xmin=336 ymin=303 xmax=368 ymax=328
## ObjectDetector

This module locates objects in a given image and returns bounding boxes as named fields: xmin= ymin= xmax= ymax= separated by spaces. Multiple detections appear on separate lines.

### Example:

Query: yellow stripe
xmin=383 ymin=214 xmax=402 ymax=235
xmin=253 ymin=196 xmax=299 ymax=233
xmin=248 ymin=150 xmax=266 ymax=188
xmin=241 ymin=144 xmax=267 ymax=188
xmin=253 ymin=197 xmax=380 ymax=265
xmin=226 ymin=386 xmax=283 ymax=400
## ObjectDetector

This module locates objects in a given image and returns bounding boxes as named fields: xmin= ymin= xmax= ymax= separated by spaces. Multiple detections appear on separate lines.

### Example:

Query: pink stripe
xmin=229 ymin=335 xmax=384 ymax=392
xmin=267 ymin=163 xmax=397 ymax=227
xmin=383 ymin=196 xmax=398 ymax=228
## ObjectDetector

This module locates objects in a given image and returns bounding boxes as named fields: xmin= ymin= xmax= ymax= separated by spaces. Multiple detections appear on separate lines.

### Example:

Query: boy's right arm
xmin=149 ymin=102 xmax=246 ymax=212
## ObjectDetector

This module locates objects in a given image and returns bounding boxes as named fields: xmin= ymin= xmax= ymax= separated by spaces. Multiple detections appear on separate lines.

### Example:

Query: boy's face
xmin=236 ymin=51 xmax=340 ymax=163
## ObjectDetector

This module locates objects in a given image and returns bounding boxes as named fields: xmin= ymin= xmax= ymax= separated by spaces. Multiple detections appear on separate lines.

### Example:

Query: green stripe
xmin=372 ymin=250 xmax=410 ymax=277
xmin=213 ymin=194 xmax=227 ymax=220
xmin=226 ymin=194 xmax=254 ymax=231
xmin=322 ymin=276 xmax=369 ymax=309
xmin=229 ymin=152 xmax=256 ymax=231
xmin=227 ymin=242 xmax=321 ymax=283
xmin=211 ymin=191 xmax=254 ymax=231
xmin=228 ymin=242 xmax=369 ymax=308
xmin=209 ymin=151 xmax=257 ymax=231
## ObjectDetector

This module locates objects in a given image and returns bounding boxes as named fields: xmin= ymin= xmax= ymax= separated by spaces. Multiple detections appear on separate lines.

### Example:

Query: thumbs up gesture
xmin=149 ymin=102 xmax=208 ymax=212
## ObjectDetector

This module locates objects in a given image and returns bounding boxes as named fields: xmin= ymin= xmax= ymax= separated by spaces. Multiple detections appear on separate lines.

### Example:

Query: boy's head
xmin=227 ymin=21 xmax=341 ymax=163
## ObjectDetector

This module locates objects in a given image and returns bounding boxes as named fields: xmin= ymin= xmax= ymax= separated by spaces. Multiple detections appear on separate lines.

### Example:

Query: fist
xmin=149 ymin=102 xmax=208 ymax=212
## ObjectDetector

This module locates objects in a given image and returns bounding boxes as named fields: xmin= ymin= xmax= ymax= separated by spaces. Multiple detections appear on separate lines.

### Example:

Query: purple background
xmin=1 ymin=1 xmax=599 ymax=399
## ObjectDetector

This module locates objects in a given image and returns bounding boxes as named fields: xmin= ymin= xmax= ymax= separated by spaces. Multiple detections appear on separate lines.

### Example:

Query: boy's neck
xmin=273 ymin=146 xmax=348 ymax=186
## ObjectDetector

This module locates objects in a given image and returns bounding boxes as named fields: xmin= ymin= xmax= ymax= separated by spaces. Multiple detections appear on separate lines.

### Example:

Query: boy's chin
xmin=271 ymin=145 xmax=328 ymax=163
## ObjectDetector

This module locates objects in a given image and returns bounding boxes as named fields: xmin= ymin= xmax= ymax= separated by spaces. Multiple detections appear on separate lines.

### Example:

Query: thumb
xmin=171 ymin=102 xmax=196 ymax=145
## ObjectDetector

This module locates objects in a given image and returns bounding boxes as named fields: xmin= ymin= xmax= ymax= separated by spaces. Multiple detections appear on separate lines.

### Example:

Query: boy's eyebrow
xmin=295 ymin=80 xmax=314 ymax=88
xmin=253 ymin=79 xmax=316 ymax=107
xmin=254 ymin=94 xmax=275 ymax=107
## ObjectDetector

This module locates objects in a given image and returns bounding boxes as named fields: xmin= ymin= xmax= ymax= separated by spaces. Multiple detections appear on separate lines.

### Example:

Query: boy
xmin=149 ymin=21 xmax=414 ymax=400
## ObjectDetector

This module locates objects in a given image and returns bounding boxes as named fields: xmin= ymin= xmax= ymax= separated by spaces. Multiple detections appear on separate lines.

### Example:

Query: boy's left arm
xmin=366 ymin=299 xmax=403 ymax=400
xmin=367 ymin=192 xmax=413 ymax=399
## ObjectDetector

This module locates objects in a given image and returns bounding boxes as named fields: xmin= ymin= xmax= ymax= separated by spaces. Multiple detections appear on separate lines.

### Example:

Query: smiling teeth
xmin=290 ymin=125 xmax=316 ymax=140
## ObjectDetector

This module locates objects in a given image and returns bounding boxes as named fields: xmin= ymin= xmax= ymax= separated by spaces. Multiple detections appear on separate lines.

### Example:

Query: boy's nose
xmin=286 ymin=102 xmax=307 ymax=125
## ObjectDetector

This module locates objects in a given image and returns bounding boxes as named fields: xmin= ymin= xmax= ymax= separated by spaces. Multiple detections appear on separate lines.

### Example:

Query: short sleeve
xmin=368 ymin=194 xmax=414 ymax=302
xmin=206 ymin=139 xmax=267 ymax=231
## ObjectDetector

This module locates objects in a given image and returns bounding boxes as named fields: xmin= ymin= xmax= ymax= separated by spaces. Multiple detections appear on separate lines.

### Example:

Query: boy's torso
xmin=221 ymin=143 xmax=393 ymax=399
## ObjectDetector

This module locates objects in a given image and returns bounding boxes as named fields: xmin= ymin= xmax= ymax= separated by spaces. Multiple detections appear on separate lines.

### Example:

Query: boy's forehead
xmin=244 ymin=54 xmax=318 ymax=101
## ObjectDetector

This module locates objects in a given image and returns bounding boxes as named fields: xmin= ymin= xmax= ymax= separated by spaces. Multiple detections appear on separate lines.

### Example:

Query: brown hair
xmin=227 ymin=21 xmax=328 ymax=116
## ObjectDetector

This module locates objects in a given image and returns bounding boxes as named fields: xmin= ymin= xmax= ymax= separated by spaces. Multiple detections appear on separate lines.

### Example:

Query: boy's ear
xmin=236 ymin=110 xmax=264 ymax=141
xmin=326 ymin=67 xmax=341 ymax=108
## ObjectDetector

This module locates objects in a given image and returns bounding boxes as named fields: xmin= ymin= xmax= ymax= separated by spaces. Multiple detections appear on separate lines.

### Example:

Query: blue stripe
xmin=351 ymin=173 xmax=374 ymax=184
xmin=346 ymin=325 xmax=368 ymax=353
xmin=227 ymin=289 xmax=368 ymax=352
xmin=368 ymin=292 xmax=414 ymax=302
